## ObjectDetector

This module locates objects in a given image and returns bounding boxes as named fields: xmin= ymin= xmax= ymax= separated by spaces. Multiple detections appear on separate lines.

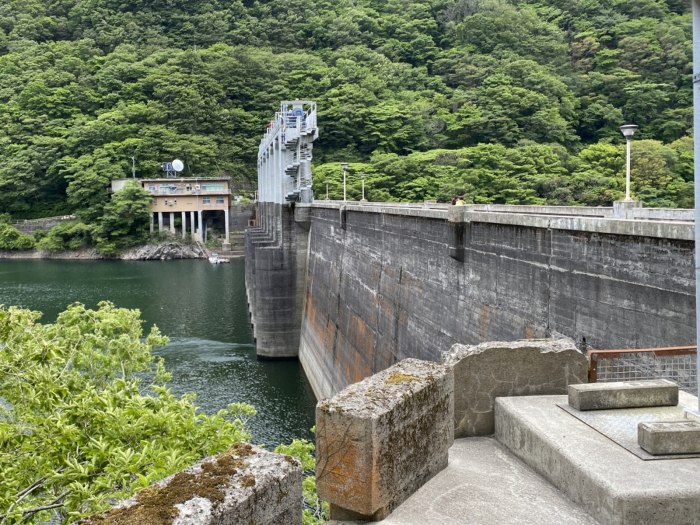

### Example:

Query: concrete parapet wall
xmin=316 ymin=358 xmax=454 ymax=521
xmin=77 ymin=443 xmax=302 ymax=525
xmin=443 ymin=339 xmax=588 ymax=437
xmin=299 ymin=203 xmax=694 ymax=399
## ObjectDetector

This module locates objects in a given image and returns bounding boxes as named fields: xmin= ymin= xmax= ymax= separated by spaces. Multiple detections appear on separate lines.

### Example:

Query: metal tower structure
xmin=257 ymin=100 xmax=318 ymax=204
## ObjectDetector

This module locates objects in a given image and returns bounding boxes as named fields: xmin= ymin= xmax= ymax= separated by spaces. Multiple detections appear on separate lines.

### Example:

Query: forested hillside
xmin=0 ymin=0 xmax=693 ymax=219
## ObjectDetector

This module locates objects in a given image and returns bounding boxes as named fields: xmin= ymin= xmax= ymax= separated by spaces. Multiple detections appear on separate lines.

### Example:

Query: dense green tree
xmin=0 ymin=222 xmax=35 ymax=250
xmin=0 ymin=302 xmax=255 ymax=524
xmin=35 ymin=221 xmax=96 ymax=251
xmin=0 ymin=0 xmax=695 ymax=221
xmin=95 ymin=181 xmax=152 ymax=255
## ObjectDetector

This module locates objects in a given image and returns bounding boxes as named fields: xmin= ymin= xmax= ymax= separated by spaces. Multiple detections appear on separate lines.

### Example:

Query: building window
xmin=203 ymin=197 xmax=211 ymax=204
xmin=201 ymin=183 xmax=225 ymax=191
xmin=148 ymin=185 xmax=156 ymax=192
xmin=216 ymin=197 xmax=224 ymax=204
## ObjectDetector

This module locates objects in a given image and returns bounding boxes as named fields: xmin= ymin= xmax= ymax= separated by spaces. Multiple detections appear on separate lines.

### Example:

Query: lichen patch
xmin=79 ymin=443 xmax=255 ymax=525
xmin=384 ymin=372 xmax=419 ymax=385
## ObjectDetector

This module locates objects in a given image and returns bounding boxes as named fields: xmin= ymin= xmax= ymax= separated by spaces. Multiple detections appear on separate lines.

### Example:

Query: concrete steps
xmin=218 ymin=232 xmax=245 ymax=258
xmin=495 ymin=392 xmax=700 ymax=525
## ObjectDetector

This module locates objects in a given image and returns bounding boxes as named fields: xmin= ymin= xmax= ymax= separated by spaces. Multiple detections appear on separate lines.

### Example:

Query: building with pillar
xmin=111 ymin=177 xmax=231 ymax=245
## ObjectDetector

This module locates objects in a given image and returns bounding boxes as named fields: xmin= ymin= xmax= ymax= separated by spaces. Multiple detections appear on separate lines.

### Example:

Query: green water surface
xmin=0 ymin=258 xmax=316 ymax=447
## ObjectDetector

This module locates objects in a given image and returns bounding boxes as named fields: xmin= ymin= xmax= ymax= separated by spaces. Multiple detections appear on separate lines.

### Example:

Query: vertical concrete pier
xmin=246 ymin=101 xmax=318 ymax=359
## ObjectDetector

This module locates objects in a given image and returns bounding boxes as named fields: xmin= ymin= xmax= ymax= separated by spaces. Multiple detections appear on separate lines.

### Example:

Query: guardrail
xmin=588 ymin=346 xmax=697 ymax=393
xmin=311 ymin=201 xmax=694 ymax=221
xmin=11 ymin=215 xmax=76 ymax=225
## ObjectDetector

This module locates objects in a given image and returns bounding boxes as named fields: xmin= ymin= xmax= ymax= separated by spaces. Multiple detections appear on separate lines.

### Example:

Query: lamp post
xmin=341 ymin=163 xmax=348 ymax=202
xmin=619 ymin=124 xmax=638 ymax=201
xmin=326 ymin=182 xmax=329 ymax=200
xmin=129 ymin=156 xmax=136 ymax=178
xmin=360 ymin=172 xmax=366 ymax=202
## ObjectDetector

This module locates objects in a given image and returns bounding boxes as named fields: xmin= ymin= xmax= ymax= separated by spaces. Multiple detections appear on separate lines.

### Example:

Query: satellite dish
xmin=172 ymin=159 xmax=184 ymax=172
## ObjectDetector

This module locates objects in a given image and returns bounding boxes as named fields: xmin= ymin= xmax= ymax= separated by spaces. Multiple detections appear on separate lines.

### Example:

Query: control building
xmin=111 ymin=177 xmax=231 ymax=245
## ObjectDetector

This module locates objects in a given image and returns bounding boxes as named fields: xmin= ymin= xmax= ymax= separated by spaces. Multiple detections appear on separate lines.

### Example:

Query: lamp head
xmin=619 ymin=124 xmax=638 ymax=139
xmin=341 ymin=163 xmax=348 ymax=170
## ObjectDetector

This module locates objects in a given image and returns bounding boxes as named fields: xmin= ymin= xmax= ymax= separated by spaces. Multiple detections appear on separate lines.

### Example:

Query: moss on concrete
xmin=79 ymin=443 xmax=254 ymax=525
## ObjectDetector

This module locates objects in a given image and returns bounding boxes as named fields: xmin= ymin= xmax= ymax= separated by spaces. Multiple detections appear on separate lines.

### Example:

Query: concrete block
xmin=443 ymin=339 xmax=587 ymax=437
xmin=496 ymin=392 xmax=700 ymax=525
xmin=77 ymin=443 xmax=302 ymax=525
xmin=638 ymin=420 xmax=700 ymax=455
xmin=316 ymin=358 xmax=454 ymax=521
xmin=568 ymin=379 xmax=678 ymax=411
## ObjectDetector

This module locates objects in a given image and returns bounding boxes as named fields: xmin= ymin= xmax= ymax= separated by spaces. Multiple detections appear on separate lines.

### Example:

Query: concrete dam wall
xmin=245 ymin=202 xmax=310 ymax=358
xmin=295 ymin=203 xmax=695 ymax=399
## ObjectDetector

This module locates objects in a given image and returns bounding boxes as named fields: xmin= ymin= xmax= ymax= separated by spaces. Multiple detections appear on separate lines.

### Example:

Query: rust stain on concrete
xmin=480 ymin=304 xmax=490 ymax=340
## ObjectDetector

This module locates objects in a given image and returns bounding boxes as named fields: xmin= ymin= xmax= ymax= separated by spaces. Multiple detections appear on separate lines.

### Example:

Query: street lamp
xmin=341 ymin=163 xmax=348 ymax=202
xmin=129 ymin=156 xmax=136 ymax=178
xmin=360 ymin=172 xmax=366 ymax=202
xmin=619 ymin=124 xmax=638 ymax=201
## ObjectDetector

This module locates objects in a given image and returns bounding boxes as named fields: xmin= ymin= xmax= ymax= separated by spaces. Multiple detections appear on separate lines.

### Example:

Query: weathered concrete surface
xmin=638 ymin=420 xmax=700 ymax=455
xmin=12 ymin=215 xmax=76 ymax=234
xmin=229 ymin=203 xmax=255 ymax=230
xmin=245 ymin=202 xmax=309 ymax=358
xmin=299 ymin=204 xmax=694 ymax=399
xmin=327 ymin=438 xmax=599 ymax=525
xmin=568 ymin=379 xmax=678 ymax=411
xmin=443 ymin=338 xmax=587 ymax=437
xmin=316 ymin=358 xmax=453 ymax=521
xmin=495 ymin=392 xmax=700 ymax=525
xmin=77 ymin=443 xmax=302 ymax=525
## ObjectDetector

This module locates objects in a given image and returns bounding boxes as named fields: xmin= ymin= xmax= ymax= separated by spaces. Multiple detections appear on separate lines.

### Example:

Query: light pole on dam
xmin=692 ymin=0 xmax=700 ymax=411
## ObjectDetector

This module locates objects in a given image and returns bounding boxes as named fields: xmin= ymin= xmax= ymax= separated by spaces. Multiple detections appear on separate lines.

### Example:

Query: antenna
xmin=162 ymin=159 xmax=184 ymax=178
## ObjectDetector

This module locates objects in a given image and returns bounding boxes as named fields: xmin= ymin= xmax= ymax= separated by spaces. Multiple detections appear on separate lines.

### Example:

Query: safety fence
xmin=588 ymin=346 xmax=697 ymax=394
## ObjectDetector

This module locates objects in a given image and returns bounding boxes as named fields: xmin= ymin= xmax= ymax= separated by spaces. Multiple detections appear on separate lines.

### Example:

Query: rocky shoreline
xmin=0 ymin=243 xmax=206 ymax=261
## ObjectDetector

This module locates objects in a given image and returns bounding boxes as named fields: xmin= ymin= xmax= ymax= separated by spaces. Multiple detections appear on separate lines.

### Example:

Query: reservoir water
xmin=0 ymin=258 xmax=316 ymax=447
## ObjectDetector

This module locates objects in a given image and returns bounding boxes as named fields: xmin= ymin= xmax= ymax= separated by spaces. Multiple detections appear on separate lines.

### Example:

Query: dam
xmin=246 ymin=102 xmax=696 ymax=400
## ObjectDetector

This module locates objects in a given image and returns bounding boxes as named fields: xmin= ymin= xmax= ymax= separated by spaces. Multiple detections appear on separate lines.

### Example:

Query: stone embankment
xmin=121 ymin=243 xmax=205 ymax=260
xmin=0 ymin=243 xmax=205 ymax=261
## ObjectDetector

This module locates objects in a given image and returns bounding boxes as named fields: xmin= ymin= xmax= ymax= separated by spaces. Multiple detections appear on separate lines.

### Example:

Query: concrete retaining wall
xmin=12 ymin=215 xmax=76 ymax=234
xmin=229 ymin=204 xmax=254 ymax=231
xmin=299 ymin=204 xmax=695 ymax=399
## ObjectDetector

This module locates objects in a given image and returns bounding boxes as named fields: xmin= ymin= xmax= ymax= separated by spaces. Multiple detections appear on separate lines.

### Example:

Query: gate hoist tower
xmin=257 ymin=101 xmax=318 ymax=204
xmin=246 ymin=101 xmax=318 ymax=360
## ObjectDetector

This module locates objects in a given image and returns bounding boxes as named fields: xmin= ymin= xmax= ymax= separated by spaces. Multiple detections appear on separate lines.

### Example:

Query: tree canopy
xmin=0 ymin=302 xmax=255 ymax=524
xmin=0 ymin=0 xmax=694 ymax=217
